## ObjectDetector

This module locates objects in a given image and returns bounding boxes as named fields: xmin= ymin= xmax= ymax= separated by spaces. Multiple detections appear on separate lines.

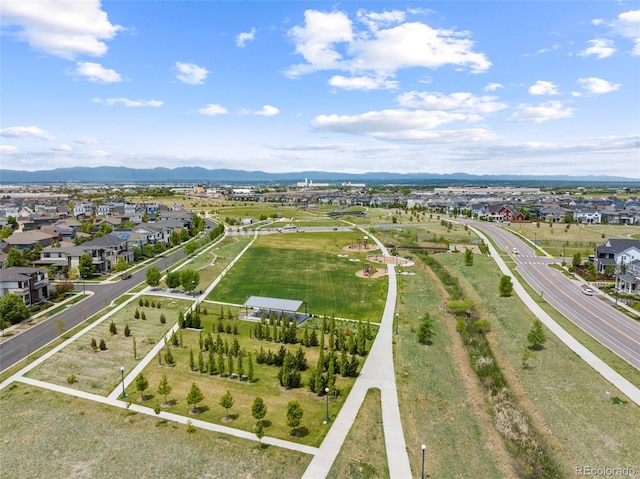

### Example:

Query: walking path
xmin=302 ymin=227 xmax=411 ymax=478
xmin=470 ymin=225 xmax=640 ymax=406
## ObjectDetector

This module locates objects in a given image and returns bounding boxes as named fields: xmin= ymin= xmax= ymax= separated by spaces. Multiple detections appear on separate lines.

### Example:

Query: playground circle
xmin=355 ymin=267 xmax=387 ymax=279
xmin=366 ymin=254 xmax=414 ymax=267
xmin=342 ymin=244 xmax=380 ymax=253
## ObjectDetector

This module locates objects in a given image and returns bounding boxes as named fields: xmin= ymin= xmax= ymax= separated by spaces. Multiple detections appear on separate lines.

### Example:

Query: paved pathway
xmin=470 ymin=225 xmax=640 ymax=406
xmin=302 ymin=228 xmax=411 ymax=478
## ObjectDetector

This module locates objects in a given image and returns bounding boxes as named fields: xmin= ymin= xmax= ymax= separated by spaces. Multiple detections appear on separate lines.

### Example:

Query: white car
xmin=511 ymin=248 xmax=519 ymax=255
xmin=582 ymin=288 xmax=593 ymax=296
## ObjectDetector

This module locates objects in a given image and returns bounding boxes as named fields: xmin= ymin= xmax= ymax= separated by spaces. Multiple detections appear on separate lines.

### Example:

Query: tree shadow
xmin=290 ymin=427 xmax=309 ymax=438
xmin=261 ymin=419 xmax=272 ymax=428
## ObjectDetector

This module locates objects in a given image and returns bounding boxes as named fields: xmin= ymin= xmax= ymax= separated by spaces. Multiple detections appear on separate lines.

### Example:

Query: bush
xmin=66 ymin=374 xmax=76 ymax=384
xmin=160 ymin=313 xmax=166 ymax=324
xmin=109 ymin=321 xmax=117 ymax=335
xmin=472 ymin=319 xmax=491 ymax=334
xmin=99 ymin=338 xmax=107 ymax=350
xmin=124 ymin=324 xmax=131 ymax=337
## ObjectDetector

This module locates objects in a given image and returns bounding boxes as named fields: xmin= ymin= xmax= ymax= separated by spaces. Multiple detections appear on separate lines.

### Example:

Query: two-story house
xmin=0 ymin=267 xmax=50 ymax=305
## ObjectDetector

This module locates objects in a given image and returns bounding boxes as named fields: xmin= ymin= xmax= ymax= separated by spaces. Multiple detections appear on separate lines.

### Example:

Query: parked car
xmin=121 ymin=274 xmax=132 ymax=280
xmin=581 ymin=288 xmax=593 ymax=296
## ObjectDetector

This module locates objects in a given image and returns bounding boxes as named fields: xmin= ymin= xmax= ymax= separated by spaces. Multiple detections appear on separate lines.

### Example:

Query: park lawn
xmin=209 ymin=232 xmax=388 ymax=321
xmin=394 ymin=264 xmax=509 ymax=478
xmin=26 ymin=296 xmax=191 ymax=396
xmin=132 ymin=314 xmax=370 ymax=447
xmin=327 ymin=388 xmax=389 ymax=479
xmin=0 ymin=382 xmax=311 ymax=479
xmin=438 ymin=252 xmax=640 ymax=474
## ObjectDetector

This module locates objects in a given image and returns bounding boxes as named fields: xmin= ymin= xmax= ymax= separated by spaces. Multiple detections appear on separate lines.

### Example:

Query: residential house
xmin=0 ymin=267 xmax=50 ymax=305
xmin=5 ymin=230 xmax=58 ymax=251
xmin=572 ymin=208 xmax=601 ymax=224
xmin=595 ymin=238 xmax=640 ymax=274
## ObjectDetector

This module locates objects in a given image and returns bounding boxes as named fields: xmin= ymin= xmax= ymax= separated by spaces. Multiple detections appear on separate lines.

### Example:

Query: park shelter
xmin=242 ymin=296 xmax=309 ymax=324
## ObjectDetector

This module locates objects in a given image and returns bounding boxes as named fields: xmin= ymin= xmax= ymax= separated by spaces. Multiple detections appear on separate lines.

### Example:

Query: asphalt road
xmin=0 ymin=248 xmax=186 ymax=373
xmin=470 ymin=221 xmax=640 ymax=371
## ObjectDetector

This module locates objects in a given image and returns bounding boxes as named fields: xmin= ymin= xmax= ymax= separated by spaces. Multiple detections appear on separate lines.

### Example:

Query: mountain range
xmin=0 ymin=167 xmax=638 ymax=185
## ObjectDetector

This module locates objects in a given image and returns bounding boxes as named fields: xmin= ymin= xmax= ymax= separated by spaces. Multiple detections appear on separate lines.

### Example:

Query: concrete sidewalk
xmin=302 ymin=228 xmax=412 ymax=479
xmin=470 ymin=225 xmax=640 ymax=407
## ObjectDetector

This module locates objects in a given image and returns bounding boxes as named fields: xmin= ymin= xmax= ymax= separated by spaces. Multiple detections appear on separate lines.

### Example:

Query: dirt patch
xmin=342 ymin=243 xmax=380 ymax=253
xmin=454 ymin=244 xmax=481 ymax=254
xmin=366 ymin=254 xmax=414 ymax=266
xmin=355 ymin=268 xmax=387 ymax=279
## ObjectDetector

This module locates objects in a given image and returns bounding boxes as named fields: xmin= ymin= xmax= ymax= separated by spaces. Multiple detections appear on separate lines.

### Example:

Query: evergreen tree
xmin=417 ymin=313 xmax=435 ymax=345
xmin=189 ymin=347 xmax=196 ymax=371
xmin=157 ymin=374 xmax=172 ymax=405
xmin=124 ymin=323 xmax=131 ymax=337
xmin=247 ymin=352 xmax=254 ymax=382
xmin=135 ymin=373 xmax=149 ymax=400
xmin=186 ymin=382 xmax=204 ymax=413
xmin=527 ymin=319 xmax=547 ymax=350
xmin=251 ymin=396 xmax=267 ymax=426
xmin=208 ymin=346 xmax=216 ymax=375
xmin=464 ymin=248 xmax=474 ymax=266
xmin=165 ymin=347 xmax=175 ymax=366
xmin=109 ymin=321 xmax=117 ymax=335
xmin=227 ymin=353 xmax=234 ymax=376
xmin=499 ymin=275 xmax=513 ymax=297
xmin=217 ymin=351 xmax=225 ymax=376
xmin=198 ymin=350 xmax=206 ymax=373
xmin=286 ymin=401 xmax=304 ymax=436
xmin=220 ymin=390 xmax=234 ymax=420
xmin=99 ymin=338 xmax=107 ymax=350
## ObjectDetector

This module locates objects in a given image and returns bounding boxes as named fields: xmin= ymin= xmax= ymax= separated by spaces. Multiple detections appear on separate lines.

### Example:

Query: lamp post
xmin=324 ymin=387 xmax=330 ymax=423
xmin=120 ymin=366 xmax=126 ymax=398
xmin=395 ymin=313 xmax=399 ymax=335
xmin=421 ymin=444 xmax=426 ymax=479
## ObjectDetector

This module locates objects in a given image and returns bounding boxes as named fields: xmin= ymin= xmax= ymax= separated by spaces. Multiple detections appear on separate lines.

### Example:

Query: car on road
xmin=121 ymin=274 xmax=132 ymax=280
xmin=511 ymin=248 xmax=519 ymax=255
xmin=581 ymin=288 xmax=593 ymax=296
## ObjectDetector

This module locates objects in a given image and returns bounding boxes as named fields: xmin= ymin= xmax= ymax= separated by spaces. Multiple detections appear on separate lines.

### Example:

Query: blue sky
xmin=1 ymin=1 xmax=639 ymax=178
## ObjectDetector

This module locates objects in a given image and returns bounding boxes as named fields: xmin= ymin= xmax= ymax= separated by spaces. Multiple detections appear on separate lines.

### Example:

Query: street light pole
xmin=324 ymin=387 xmax=330 ymax=423
xmin=120 ymin=366 xmax=126 ymax=398
xmin=421 ymin=444 xmax=426 ymax=479
xmin=395 ymin=313 xmax=399 ymax=335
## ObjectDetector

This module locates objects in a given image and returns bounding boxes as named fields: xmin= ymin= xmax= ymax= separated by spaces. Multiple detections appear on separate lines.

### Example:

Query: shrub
xmin=109 ymin=321 xmax=117 ymax=335
xmin=66 ymin=374 xmax=76 ymax=384
xmin=160 ymin=313 xmax=166 ymax=324
xmin=99 ymin=338 xmax=107 ymax=350
xmin=124 ymin=324 xmax=131 ymax=337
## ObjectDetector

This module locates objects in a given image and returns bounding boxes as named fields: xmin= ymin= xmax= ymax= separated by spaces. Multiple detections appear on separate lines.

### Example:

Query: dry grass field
xmin=0 ymin=382 xmax=311 ymax=479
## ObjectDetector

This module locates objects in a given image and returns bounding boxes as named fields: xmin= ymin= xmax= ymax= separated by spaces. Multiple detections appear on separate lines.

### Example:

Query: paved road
xmin=469 ymin=221 xmax=640 ymax=371
xmin=0 ymin=248 xmax=187 ymax=372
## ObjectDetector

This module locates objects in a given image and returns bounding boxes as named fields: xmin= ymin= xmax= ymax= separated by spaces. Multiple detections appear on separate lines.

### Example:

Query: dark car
xmin=121 ymin=274 xmax=132 ymax=280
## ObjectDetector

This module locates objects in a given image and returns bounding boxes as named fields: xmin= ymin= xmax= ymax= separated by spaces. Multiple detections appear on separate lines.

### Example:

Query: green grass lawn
xmin=132 ymin=313 xmax=369 ymax=447
xmin=0 ymin=382 xmax=311 ymax=479
xmin=209 ymin=233 xmax=388 ymax=321
xmin=437 ymin=252 xmax=640 ymax=474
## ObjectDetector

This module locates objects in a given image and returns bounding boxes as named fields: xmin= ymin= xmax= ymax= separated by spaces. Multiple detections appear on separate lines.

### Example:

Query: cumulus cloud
xmin=286 ymin=8 xmax=491 ymax=79
xmin=73 ymin=61 xmax=121 ymax=83
xmin=197 ymin=104 xmax=228 ymax=115
xmin=578 ymin=77 xmax=621 ymax=94
xmin=329 ymin=75 xmax=398 ymax=91
xmin=528 ymin=80 xmax=560 ymax=96
xmin=0 ymin=145 xmax=18 ymax=155
xmin=240 ymin=105 xmax=280 ymax=116
xmin=236 ymin=27 xmax=256 ymax=47
xmin=485 ymin=82 xmax=503 ymax=91
xmin=611 ymin=10 xmax=640 ymax=55
xmin=579 ymin=39 xmax=615 ymax=59
xmin=92 ymin=98 xmax=163 ymax=107
xmin=397 ymin=91 xmax=507 ymax=114
xmin=1 ymin=125 xmax=55 ymax=140
xmin=508 ymin=101 xmax=575 ymax=123
xmin=0 ymin=0 xmax=122 ymax=59
xmin=52 ymin=144 xmax=72 ymax=152
xmin=175 ymin=62 xmax=209 ymax=85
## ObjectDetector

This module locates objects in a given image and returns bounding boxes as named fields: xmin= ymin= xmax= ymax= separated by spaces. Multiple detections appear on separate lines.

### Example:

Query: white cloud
xmin=592 ymin=19 xmax=604 ymax=26
xmin=1 ymin=125 xmax=54 ymax=140
xmin=611 ymin=10 xmax=640 ymax=55
xmin=0 ymin=145 xmax=18 ymax=155
xmin=356 ymin=9 xmax=406 ymax=31
xmin=0 ymin=0 xmax=122 ymax=59
xmin=578 ymin=77 xmax=621 ymax=94
xmin=236 ymin=27 xmax=256 ymax=47
xmin=397 ymin=91 xmax=507 ymax=115
xmin=311 ymin=109 xmax=478 ymax=143
xmin=175 ymin=62 xmax=209 ymax=85
xmin=74 ymin=61 xmax=121 ymax=83
xmin=579 ymin=39 xmax=615 ymax=59
xmin=528 ymin=80 xmax=560 ymax=96
xmin=75 ymin=136 xmax=99 ymax=145
xmin=286 ymin=8 xmax=491 ymax=78
xmin=197 ymin=104 xmax=228 ymax=115
xmin=329 ymin=75 xmax=398 ymax=91
xmin=485 ymin=82 xmax=503 ymax=91
xmin=52 ymin=144 xmax=72 ymax=152
xmin=92 ymin=98 xmax=163 ymax=107
xmin=508 ymin=101 xmax=575 ymax=123
xmin=253 ymin=105 xmax=280 ymax=116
